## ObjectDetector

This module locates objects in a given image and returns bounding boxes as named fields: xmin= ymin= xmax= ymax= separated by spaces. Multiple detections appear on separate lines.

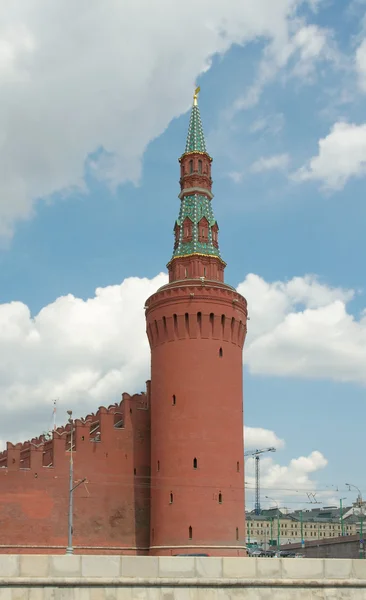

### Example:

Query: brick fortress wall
xmin=0 ymin=386 xmax=151 ymax=554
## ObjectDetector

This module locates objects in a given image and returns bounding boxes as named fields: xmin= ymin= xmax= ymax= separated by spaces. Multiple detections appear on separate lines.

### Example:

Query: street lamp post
xmin=66 ymin=410 xmax=74 ymax=555
xmin=346 ymin=483 xmax=364 ymax=559
xmin=339 ymin=497 xmax=346 ymax=537
xmin=65 ymin=410 xmax=87 ymax=555
xmin=265 ymin=496 xmax=280 ymax=550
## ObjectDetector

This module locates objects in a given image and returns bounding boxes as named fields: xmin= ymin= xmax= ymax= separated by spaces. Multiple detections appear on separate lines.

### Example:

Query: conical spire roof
xmin=184 ymin=87 xmax=207 ymax=154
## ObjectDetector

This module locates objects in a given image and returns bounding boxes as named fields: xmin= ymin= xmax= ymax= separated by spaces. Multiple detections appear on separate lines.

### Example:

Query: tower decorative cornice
xmin=168 ymin=88 xmax=224 ymax=283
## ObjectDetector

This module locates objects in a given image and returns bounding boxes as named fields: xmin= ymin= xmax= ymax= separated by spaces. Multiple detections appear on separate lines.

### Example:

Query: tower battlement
xmin=0 ymin=392 xmax=150 ymax=473
xmin=146 ymin=281 xmax=247 ymax=350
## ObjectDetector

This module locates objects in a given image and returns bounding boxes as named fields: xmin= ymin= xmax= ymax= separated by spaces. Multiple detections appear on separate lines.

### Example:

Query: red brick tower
xmin=145 ymin=88 xmax=247 ymax=557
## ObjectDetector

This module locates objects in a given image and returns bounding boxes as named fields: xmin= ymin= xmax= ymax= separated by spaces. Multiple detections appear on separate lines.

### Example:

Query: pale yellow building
xmin=246 ymin=507 xmax=358 ymax=547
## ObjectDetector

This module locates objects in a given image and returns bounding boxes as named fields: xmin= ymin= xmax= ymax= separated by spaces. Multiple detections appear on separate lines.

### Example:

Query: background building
xmin=246 ymin=506 xmax=360 ymax=549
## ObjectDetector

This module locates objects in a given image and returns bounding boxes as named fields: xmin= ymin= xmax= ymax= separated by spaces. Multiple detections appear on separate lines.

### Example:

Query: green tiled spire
xmin=184 ymin=88 xmax=207 ymax=154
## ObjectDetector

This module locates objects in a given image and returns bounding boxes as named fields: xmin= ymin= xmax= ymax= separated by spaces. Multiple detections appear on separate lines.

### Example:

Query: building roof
xmin=184 ymin=95 xmax=207 ymax=154
xmin=245 ymin=506 xmax=360 ymax=524
xmin=170 ymin=90 xmax=222 ymax=263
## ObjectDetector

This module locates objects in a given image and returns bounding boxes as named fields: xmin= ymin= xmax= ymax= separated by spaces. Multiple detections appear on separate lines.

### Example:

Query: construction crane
xmin=244 ymin=447 xmax=276 ymax=515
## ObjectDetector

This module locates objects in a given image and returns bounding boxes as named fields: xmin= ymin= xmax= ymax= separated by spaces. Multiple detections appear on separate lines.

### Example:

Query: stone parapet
xmin=1 ymin=556 xmax=366 ymax=598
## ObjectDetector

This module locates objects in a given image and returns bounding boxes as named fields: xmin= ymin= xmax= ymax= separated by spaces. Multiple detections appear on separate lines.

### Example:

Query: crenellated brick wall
xmin=0 ymin=386 xmax=151 ymax=554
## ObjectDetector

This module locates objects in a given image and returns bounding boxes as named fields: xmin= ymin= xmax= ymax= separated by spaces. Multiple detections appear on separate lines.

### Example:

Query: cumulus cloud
xmin=0 ymin=0 xmax=325 ymax=238
xmin=244 ymin=426 xmax=285 ymax=450
xmin=250 ymin=153 xmax=289 ymax=173
xmin=0 ymin=272 xmax=167 ymax=444
xmin=294 ymin=122 xmax=366 ymax=190
xmin=245 ymin=448 xmax=328 ymax=507
xmin=0 ymin=269 xmax=365 ymax=447
xmin=239 ymin=273 xmax=366 ymax=384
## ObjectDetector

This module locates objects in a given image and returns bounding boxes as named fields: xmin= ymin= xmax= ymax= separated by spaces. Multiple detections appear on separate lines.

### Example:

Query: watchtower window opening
xmin=203 ymin=267 xmax=206 ymax=277
xmin=170 ymin=492 xmax=174 ymax=504
xmin=237 ymin=461 xmax=240 ymax=472
xmin=236 ymin=527 xmax=239 ymax=541
xmin=198 ymin=159 xmax=202 ymax=173
xmin=219 ymin=347 xmax=223 ymax=357
xmin=189 ymin=526 xmax=193 ymax=540
xmin=184 ymin=268 xmax=188 ymax=278
xmin=189 ymin=159 xmax=193 ymax=174
xmin=218 ymin=492 xmax=222 ymax=504
xmin=193 ymin=457 xmax=198 ymax=469
xmin=172 ymin=394 xmax=176 ymax=406
xmin=134 ymin=468 xmax=136 ymax=475
xmin=157 ymin=460 xmax=160 ymax=472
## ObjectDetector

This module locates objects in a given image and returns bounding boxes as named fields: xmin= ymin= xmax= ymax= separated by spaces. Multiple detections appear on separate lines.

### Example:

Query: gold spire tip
xmin=193 ymin=86 xmax=200 ymax=106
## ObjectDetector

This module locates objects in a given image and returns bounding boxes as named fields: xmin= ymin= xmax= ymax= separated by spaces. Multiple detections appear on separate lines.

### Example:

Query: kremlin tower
xmin=0 ymin=87 xmax=247 ymax=556
xmin=145 ymin=88 xmax=248 ymax=556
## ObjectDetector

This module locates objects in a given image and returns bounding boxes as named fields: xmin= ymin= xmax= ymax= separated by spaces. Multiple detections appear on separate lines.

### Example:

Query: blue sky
xmin=0 ymin=0 xmax=366 ymax=510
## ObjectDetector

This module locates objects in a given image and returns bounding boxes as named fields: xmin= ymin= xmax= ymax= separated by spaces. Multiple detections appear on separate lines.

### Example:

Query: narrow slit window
xmin=218 ymin=492 xmax=222 ymax=504
xmin=172 ymin=394 xmax=176 ymax=406
xmin=157 ymin=460 xmax=160 ymax=472
xmin=193 ymin=457 xmax=198 ymax=469
xmin=209 ymin=313 xmax=214 ymax=336
xmin=134 ymin=468 xmax=137 ymax=475
xmin=189 ymin=526 xmax=193 ymax=540
xmin=198 ymin=159 xmax=202 ymax=173
xmin=184 ymin=268 xmax=188 ymax=278
xmin=197 ymin=312 xmax=202 ymax=336
xmin=236 ymin=527 xmax=239 ymax=541
xmin=189 ymin=159 xmax=193 ymax=174
xmin=203 ymin=267 xmax=206 ymax=277
xmin=219 ymin=347 xmax=223 ymax=357
xmin=170 ymin=492 xmax=174 ymax=504
xmin=237 ymin=461 xmax=240 ymax=472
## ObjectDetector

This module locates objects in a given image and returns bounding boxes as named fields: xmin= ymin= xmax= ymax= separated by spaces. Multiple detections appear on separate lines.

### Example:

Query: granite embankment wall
xmin=1 ymin=555 xmax=366 ymax=599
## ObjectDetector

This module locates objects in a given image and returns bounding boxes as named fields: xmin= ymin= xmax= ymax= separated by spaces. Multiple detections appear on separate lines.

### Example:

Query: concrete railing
xmin=1 ymin=555 xmax=366 ymax=598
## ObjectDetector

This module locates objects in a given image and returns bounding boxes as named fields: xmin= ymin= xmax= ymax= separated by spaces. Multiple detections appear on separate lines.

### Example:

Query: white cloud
xmin=245 ymin=448 xmax=328 ymax=507
xmin=250 ymin=153 xmax=289 ymax=173
xmin=0 ymin=272 xmax=167 ymax=443
xmin=0 ymin=269 xmax=365 ymax=446
xmin=356 ymin=38 xmax=366 ymax=91
xmin=228 ymin=151 xmax=289 ymax=183
xmin=294 ymin=122 xmax=366 ymax=190
xmin=244 ymin=426 xmax=285 ymax=450
xmin=239 ymin=273 xmax=366 ymax=384
xmin=0 ymin=0 xmax=324 ymax=238
xmin=232 ymin=22 xmax=336 ymax=112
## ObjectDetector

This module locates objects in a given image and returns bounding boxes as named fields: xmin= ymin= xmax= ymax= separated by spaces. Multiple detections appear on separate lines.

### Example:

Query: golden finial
xmin=193 ymin=86 xmax=201 ymax=106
